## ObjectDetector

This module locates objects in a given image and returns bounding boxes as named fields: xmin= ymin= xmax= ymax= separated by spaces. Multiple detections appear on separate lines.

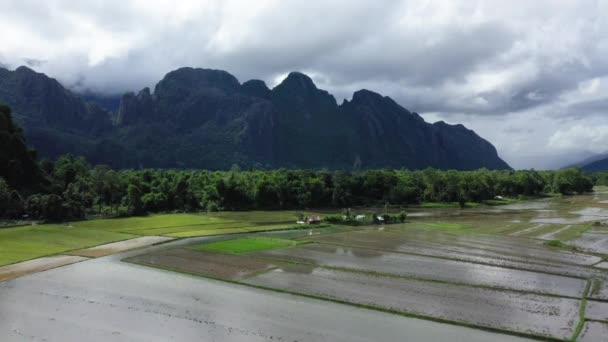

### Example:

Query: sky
xmin=0 ymin=0 xmax=607 ymax=169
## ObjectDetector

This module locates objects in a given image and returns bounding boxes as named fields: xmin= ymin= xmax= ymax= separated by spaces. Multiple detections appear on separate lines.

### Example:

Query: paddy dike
xmin=253 ymin=243 xmax=587 ymax=297
xmin=0 ymin=255 xmax=88 ymax=282
xmin=244 ymin=265 xmax=580 ymax=340
xmin=67 ymin=236 xmax=174 ymax=257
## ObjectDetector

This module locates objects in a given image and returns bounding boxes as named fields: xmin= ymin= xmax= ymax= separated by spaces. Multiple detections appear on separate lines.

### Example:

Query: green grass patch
xmin=543 ymin=239 xmax=581 ymax=253
xmin=482 ymin=198 xmax=517 ymax=205
xmin=0 ymin=224 xmax=135 ymax=266
xmin=127 ymin=222 xmax=253 ymax=235
xmin=69 ymin=213 xmax=228 ymax=232
xmin=164 ymin=224 xmax=304 ymax=237
xmin=544 ymin=240 xmax=569 ymax=248
xmin=190 ymin=237 xmax=299 ymax=254
xmin=166 ymin=228 xmax=249 ymax=238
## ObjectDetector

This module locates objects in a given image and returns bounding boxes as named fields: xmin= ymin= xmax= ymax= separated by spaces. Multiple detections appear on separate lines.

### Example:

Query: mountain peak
xmin=274 ymin=72 xmax=318 ymax=92
xmin=351 ymin=89 xmax=384 ymax=103
xmin=155 ymin=67 xmax=240 ymax=94
xmin=242 ymin=79 xmax=271 ymax=98
xmin=272 ymin=71 xmax=337 ymax=110
xmin=15 ymin=65 xmax=36 ymax=74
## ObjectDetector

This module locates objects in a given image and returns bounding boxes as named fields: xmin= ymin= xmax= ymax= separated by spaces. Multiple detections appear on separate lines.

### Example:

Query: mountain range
xmin=0 ymin=65 xmax=510 ymax=170
xmin=565 ymin=152 xmax=608 ymax=172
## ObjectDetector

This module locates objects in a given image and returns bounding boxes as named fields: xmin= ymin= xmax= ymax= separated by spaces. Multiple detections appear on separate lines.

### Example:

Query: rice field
xmin=3 ymin=188 xmax=608 ymax=340
xmin=0 ymin=211 xmax=317 ymax=265
xmin=123 ymin=189 xmax=608 ymax=341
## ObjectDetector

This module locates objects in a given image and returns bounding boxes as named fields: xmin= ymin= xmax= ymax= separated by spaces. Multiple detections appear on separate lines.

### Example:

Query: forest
xmin=1 ymin=153 xmax=602 ymax=221
xmin=1 ymin=103 xmax=604 ymax=222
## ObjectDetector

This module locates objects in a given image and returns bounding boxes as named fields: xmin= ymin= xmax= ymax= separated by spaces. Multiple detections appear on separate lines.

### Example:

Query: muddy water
xmin=254 ymin=244 xmax=586 ymax=297
xmin=578 ymin=322 xmax=608 ymax=342
xmin=0 ymin=252 xmax=533 ymax=342
xmin=244 ymin=266 xmax=579 ymax=340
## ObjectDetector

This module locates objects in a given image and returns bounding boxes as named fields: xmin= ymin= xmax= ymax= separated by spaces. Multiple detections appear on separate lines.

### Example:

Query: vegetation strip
xmin=570 ymin=280 xmax=591 ymax=341
xmin=189 ymin=237 xmax=301 ymax=254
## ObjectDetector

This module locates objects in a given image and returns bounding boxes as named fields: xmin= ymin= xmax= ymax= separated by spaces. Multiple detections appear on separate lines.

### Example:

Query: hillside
xmin=582 ymin=158 xmax=608 ymax=172
xmin=0 ymin=66 xmax=511 ymax=170
xmin=564 ymin=152 xmax=608 ymax=172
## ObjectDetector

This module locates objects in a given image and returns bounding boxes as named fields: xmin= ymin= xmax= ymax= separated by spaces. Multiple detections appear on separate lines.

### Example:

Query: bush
xmin=324 ymin=214 xmax=343 ymax=224
xmin=398 ymin=211 xmax=407 ymax=223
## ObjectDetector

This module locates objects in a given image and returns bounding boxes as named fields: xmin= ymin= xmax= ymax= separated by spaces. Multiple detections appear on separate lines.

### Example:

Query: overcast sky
xmin=1 ymin=0 xmax=607 ymax=169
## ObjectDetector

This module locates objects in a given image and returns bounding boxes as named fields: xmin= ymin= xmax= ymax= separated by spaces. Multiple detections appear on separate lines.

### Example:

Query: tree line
xmin=0 ymin=153 xmax=599 ymax=221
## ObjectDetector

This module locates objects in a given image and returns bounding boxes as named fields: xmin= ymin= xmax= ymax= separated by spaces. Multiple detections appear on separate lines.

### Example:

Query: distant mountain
xmin=582 ymin=158 xmax=608 ymax=172
xmin=564 ymin=152 xmax=608 ymax=171
xmin=0 ymin=65 xmax=511 ymax=170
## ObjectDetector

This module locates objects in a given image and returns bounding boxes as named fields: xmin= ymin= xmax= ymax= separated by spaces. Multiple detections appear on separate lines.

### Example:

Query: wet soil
xmin=126 ymin=248 xmax=276 ymax=280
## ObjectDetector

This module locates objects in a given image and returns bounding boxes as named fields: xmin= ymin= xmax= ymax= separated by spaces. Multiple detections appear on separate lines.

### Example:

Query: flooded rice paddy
xmin=244 ymin=265 xmax=580 ymax=340
xmin=578 ymin=322 xmax=608 ymax=342
xmin=252 ymin=243 xmax=586 ymax=297
xmin=0 ymin=249 xmax=532 ymax=342
xmin=3 ymin=190 xmax=608 ymax=341
xmin=585 ymin=300 xmax=608 ymax=322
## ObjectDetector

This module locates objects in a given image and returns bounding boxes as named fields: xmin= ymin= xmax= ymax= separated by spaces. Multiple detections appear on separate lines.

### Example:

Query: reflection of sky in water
xmin=532 ymin=207 xmax=608 ymax=224
xmin=500 ymin=201 xmax=552 ymax=210
xmin=569 ymin=233 xmax=608 ymax=254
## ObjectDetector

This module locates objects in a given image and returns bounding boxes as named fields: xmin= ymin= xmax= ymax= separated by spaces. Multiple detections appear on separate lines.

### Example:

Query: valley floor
xmin=1 ymin=189 xmax=608 ymax=341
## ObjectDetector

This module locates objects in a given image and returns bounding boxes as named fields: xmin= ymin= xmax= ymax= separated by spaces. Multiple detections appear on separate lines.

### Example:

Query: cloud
xmin=548 ymin=124 xmax=608 ymax=154
xmin=0 ymin=0 xmax=607 ymax=169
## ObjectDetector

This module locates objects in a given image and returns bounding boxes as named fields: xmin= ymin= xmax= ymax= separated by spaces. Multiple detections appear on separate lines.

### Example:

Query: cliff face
xmin=0 ymin=66 xmax=511 ymax=170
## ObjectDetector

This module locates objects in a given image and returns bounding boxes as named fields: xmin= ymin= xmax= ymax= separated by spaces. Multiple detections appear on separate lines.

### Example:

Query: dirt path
xmin=0 ymin=255 xmax=88 ymax=282
xmin=67 ymin=236 xmax=174 ymax=257
xmin=1 ymin=236 xmax=175 ymax=282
